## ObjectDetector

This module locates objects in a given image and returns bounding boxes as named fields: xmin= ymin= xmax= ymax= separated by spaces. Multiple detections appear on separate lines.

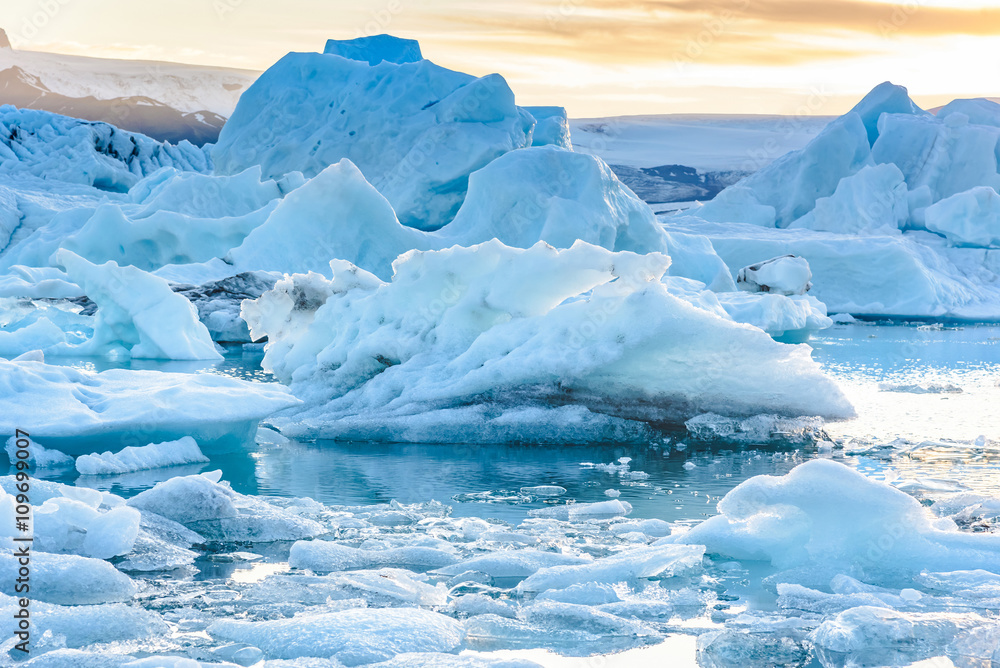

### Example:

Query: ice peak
xmin=849 ymin=81 xmax=928 ymax=145
xmin=0 ymin=29 xmax=11 ymax=49
xmin=323 ymin=34 xmax=422 ymax=66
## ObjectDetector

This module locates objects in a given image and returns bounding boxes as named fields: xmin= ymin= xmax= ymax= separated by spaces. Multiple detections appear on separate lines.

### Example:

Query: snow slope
xmin=0 ymin=46 xmax=255 ymax=116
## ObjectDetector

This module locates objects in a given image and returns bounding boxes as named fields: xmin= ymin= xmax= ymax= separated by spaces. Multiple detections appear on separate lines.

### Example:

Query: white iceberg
xmin=242 ymin=241 xmax=853 ymax=442
xmin=26 ymin=249 xmax=222 ymax=360
xmin=289 ymin=541 xmax=459 ymax=573
xmin=127 ymin=471 xmax=325 ymax=542
xmin=736 ymin=255 xmax=812 ymax=296
xmin=212 ymin=40 xmax=533 ymax=230
xmin=0 ymin=106 xmax=208 ymax=192
xmin=670 ymin=459 xmax=1000 ymax=582
xmin=75 ymin=436 xmax=209 ymax=475
xmin=0 ymin=359 xmax=300 ymax=453
xmin=208 ymin=607 xmax=466 ymax=663
xmin=0 ymin=551 xmax=136 ymax=605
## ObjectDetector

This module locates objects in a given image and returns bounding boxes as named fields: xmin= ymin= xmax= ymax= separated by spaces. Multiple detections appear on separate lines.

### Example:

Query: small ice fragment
xmin=618 ymin=457 xmax=632 ymax=465
xmin=900 ymin=588 xmax=922 ymax=602
xmin=519 ymin=485 xmax=566 ymax=497
xmin=675 ymin=443 xmax=687 ymax=451
xmin=256 ymin=426 xmax=290 ymax=446
xmin=5 ymin=435 xmax=73 ymax=469
xmin=605 ymin=489 xmax=621 ymax=498
xmin=817 ymin=441 xmax=834 ymax=453
xmin=683 ymin=462 xmax=697 ymax=471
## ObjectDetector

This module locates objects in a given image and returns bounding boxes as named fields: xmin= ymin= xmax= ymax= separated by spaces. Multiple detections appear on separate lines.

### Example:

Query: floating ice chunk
xmin=788 ymin=163 xmax=909 ymax=235
xmin=521 ymin=599 xmax=656 ymax=637
xmin=127 ymin=473 xmax=237 ymax=523
xmin=535 ymin=582 xmax=621 ymax=605
xmin=245 ymin=241 xmax=853 ymax=443
xmin=515 ymin=543 xmax=705 ymax=593
xmin=246 ymin=569 xmax=447 ymax=609
xmin=256 ymin=426 xmax=290 ymax=446
xmin=519 ymin=486 xmax=566 ymax=497
xmin=736 ymin=255 xmax=812 ymax=296
xmin=609 ymin=519 xmax=671 ymax=538
xmin=0 ymin=592 xmax=168 ymax=649
xmin=878 ymin=382 xmax=963 ymax=394
xmin=715 ymin=292 xmax=831 ymax=341
xmin=697 ymin=628 xmax=809 ymax=668
xmin=528 ymin=499 xmax=632 ymax=521
xmin=75 ymin=437 xmax=209 ymax=475
xmin=208 ymin=607 xmax=465 ymax=663
xmin=685 ymin=413 xmax=829 ymax=445
xmin=289 ymin=541 xmax=459 ymax=573
xmin=348 ymin=653 xmax=543 ymax=667
xmin=604 ymin=489 xmax=621 ymax=498
xmin=671 ymin=459 xmax=1000 ymax=580
xmin=49 ymin=250 xmax=220 ymax=360
xmin=682 ymin=462 xmax=697 ymax=471
xmin=0 ymin=360 xmax=300 ymax=453
xmin=809 ymin=605 xmax=990 ymax=656
xmin=4 ymin=435 xmax=73 ymax=468
xmin=128 ymin=472 xmax=325 ymax=542
xmin=324 ymin=34 xmax=423 ymax=65
xmin=524 ymin=106 xmax=572 ymax=149
xmin=0 ymin=106 xmax=208 ymax=192
xmin=24 ymin=492 xmax=141 ymax=559
xmin=213 ymin=48 xmax=532 ymax=230
xmin=924 ymin=186 xmax=1000 ymax=248
xmin=128 ymin=475 xmax=238 ymax=524
xmin=847 ymin=81 xmax=929 ymax=146
xmin=433 ymin=550 xmax=592 ymax=580
xmin=450 ymin=593 xmax=519 ymax=619
xmin=0 ymin=551 xmax=136 ymax=604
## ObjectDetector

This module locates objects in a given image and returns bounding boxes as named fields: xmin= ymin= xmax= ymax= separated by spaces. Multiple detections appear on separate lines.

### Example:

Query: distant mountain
xmin=0 ymin=31 xmax=257 ymax=146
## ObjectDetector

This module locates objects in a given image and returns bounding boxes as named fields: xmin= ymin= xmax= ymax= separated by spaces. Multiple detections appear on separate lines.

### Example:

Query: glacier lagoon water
xmin=14 ymin=322 xmax=1000 ymax=666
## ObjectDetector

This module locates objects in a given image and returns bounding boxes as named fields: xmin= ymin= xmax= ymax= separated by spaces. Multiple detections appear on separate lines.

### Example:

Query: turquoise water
xmin=24 ymin=323 xmax=1000 ymax=526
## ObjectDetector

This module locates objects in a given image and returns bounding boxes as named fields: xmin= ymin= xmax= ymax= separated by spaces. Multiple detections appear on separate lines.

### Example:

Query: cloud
xmin=423 ymin=0 xmax=1000 ymax=67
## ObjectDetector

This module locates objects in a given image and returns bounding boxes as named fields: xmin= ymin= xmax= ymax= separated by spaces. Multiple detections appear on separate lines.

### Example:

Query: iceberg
xmin=0 ymin=360 xmax=300 ymax=453
xmin=0 ymin=551 xmax=136 ymax=605
xmin=0 ymin=106 xmax=208 ymax=192
xmin=208 ymin=607 xmax=466 ymax=663
xmin=50 ymin=249 xmax=221 ymax=360
xmin=735 ymin=255 xmax=812 ymax=296
xmin=229 ymin=149 xmax=734 ymax=291
xmin=242 ymin=241 xmax=853 ymax=442
xmin=75 ymin=436 xmax=209 ymax=475
xmin=324 ymin=34 xmax=423 ymax=65
xmin=212 ymin=44 xmax=533 ymax=230
xmin=289 ymin=541 xmax=459 ymax=573
xmin=670 ymin=459 xmax=1000 ymax=583
xmin=696 ymin=112 xmax=872 ymax=228
xmin=127 ymin=471 xmax=325 ymax=542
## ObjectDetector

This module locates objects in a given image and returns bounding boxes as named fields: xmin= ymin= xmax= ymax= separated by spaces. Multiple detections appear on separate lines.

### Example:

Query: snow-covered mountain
xmin=0 ymin=29 xmax=257 ymax=145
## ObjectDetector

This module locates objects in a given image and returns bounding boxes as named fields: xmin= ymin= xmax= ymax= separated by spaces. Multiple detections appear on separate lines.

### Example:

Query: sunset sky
xmin=3 ymin=0 xmax=999 ymax=117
